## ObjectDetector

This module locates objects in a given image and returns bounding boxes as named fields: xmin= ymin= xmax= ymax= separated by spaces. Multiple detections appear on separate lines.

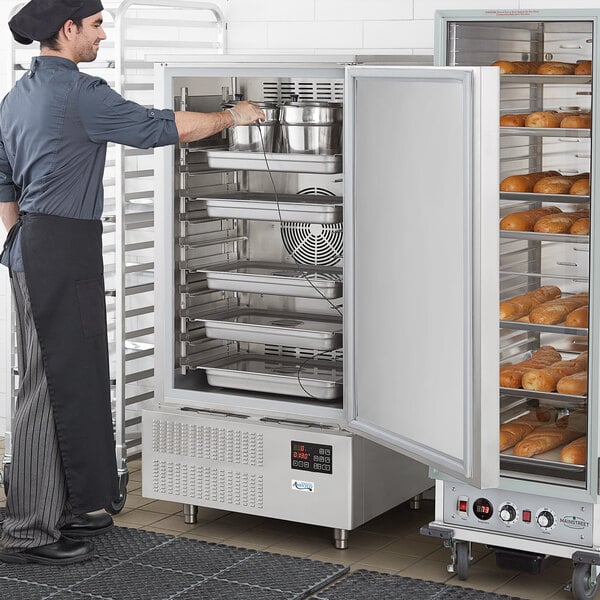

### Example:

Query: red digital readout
xmin=477 ymin=505 xmax=490 ymax=514
xmin=293 ymin=452 xmax=310 ymax=460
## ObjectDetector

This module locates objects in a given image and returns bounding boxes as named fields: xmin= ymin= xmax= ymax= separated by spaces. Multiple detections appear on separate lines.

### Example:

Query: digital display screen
xmin=291 ymin=441 xmax=332 ymax=474
xmin=473 ymin=498 xmax=493 ymax=521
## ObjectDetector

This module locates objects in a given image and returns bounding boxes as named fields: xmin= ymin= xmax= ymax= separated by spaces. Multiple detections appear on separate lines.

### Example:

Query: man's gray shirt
xmin=0 ymin=55 xmax=178 ymax=271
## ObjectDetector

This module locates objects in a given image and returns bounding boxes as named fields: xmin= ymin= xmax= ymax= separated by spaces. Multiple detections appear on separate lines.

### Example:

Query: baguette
xmin=556 ymin=371 xmax=588 ymax=396
xmin=499 ymin=346 xmax=562 ymax=388
xmin=500 ymin=171 xmax=561 ymax=193
xmin=521 ymin=351 xmax=588 ymax=392
xmin=525 ymin=111 xmax=561 ymax=128
xmin=500 ymin=113 xmax=528 ymax=127
xmin=569 ymin=178 xmax=590 ymax=196
xmin=499 ymin=420 xmax=538 ymax=451
xmin=560 ymin=436 xmax=587 ymax=464
xmin=560 ymin=114 xmax=592 ymax=129
xmin=513 ymin=425 xmax=581 ymax=457
xmin=533 ymin=210 xmax=590 ymax=233
xmin=564 ymin=305 xmax=588 ymax=328
xmin=499 ymin=285 xmax=562 ymax=320
xmin=492 ymin=60 xmax=540 ymax=74
xmin=529 ymin=293 xmax=589 ymax=324
xmin=574 ymin=61 xmax=592 ymax=75
xmin=500 ymin=206 xmax=561 ymax=231
xmin=537 ymin=62 xmax=577 ymax=75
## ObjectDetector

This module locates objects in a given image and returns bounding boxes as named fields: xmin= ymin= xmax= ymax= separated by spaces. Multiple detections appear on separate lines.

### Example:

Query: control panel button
xmin=522 ymin=510 xmax=532 ymax=523
xmin=457 ymin=496 xmax=469 ymax=514
xmin=536 ymin=509 xmax=555 ymax=529
xmin=499 ymin=503 xmax=517 ymax=523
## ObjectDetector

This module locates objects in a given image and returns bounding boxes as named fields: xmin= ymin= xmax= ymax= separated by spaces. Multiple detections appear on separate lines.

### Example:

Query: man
xmin=0 ymin=0 xmax=264 ymax=565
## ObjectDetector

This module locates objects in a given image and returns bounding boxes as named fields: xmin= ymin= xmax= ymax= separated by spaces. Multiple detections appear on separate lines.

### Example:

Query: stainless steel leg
xmin=183 ymin=504 xmax=198 ymax=524
xmin=333 ymin=528 xmax=349 ymax=549
xmin=409 ymin=493 xmax=423 ymax=510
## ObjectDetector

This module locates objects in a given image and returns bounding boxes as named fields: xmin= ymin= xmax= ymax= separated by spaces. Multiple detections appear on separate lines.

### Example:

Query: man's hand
xmin=227 ymin=101 xmax=266 ymax=126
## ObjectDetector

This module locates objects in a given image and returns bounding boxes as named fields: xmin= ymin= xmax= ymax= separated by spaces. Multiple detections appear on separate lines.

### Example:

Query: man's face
xmin=73 ymin=12 xmax=106 ymax=63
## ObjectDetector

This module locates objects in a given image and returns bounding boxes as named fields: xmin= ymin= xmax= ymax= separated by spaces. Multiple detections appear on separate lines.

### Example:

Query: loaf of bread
xmin=513 ymin=425 xmax=581 ymax=457
xmin=569 ymin=178 xmax=590 ymax=196
xmin=521 ymin=351 xmax=588 ymax=392
xmin=528 ymin=293 xmax=589 ymax=324
xmin=565 ymin=305 xmax=589 ymax=328
xmin=570 ymin=217 xmax=590 ymax=235
xmin=526 ymin=111 xmax=561 ymax=128
xmin=560 ymin=436 xmax=587 ymax=464
xmin=560 ymin=114 xmax=592 ymax=129
xmin=556 ymin=370 xmax=588 ymax=396
xmin=537 ymin=62 xmax=577 ymax=75
xmin=499 ymin=420 xmax=538 ymax=451
xmin=499 ymin=285 xmax=562 ymax=320
xmin=500 ymin=206 xmax=561 ymax=230
xmin=499 ymin=346 xmax=562 ymax=388
xmin=500 ymin=113 xmax=528 ymax=127
xmin=533 ymin=210 xmax=590 ymax=233
xmin=500 ymin=171 xmax=561 ymax=193
xmin=533 ymin=175 xmax=585 ymax=195
xmin=492 ymin=60 xmax=540 ymax=74
xmin=575 ymin=60 xmax=592 ymax=75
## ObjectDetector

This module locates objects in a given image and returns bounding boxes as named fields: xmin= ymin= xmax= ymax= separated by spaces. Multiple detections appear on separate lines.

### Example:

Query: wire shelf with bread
xmin=499 ymin=230 xmax=589 ymax=244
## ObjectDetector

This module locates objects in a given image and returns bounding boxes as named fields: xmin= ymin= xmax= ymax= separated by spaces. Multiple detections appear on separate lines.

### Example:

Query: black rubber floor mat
xmin=0 ymin=523 xmax=348 ymax=600
xmin=311 ymin=569 xmax=525 ymax=600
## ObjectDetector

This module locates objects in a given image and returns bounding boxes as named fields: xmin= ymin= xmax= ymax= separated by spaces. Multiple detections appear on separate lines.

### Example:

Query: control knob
xmin=537 ymin=510 xmax=555 ymax=529
xmin=499 ymin=504 xmax=517 ymax=523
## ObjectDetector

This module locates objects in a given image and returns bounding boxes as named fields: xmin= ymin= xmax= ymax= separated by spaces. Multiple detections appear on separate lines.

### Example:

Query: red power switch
xmin=458 ymin=496 xmax=469 ymax=514
xmin=522 ymin=510 xmax=532 ymax=523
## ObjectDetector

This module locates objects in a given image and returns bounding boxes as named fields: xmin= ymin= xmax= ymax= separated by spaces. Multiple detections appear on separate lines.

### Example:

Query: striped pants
xmin=1 ymin=270 xmax=72 ymax=549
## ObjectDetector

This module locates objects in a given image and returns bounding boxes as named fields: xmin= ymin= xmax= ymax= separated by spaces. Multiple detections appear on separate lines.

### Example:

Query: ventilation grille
xmin=152 ymin=460 xmax=264 ymax=508
xmin=280 ymin=187 xmax=343 ymax=267
xmin=264 ymin=346 xmax=343 ymax=362
xmin=263 ymin=81 xmax=344 ymax=102
xmin=151 ymin=419 xmax=264 ymax=467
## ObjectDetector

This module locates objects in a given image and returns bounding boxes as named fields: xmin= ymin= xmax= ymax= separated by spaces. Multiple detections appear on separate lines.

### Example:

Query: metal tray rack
xmin=198 ymin=192 xmax=343 ymax=223
xmin=190 ymin=261 xmax=343 ymax=299
xmin=205 ymin=150 xmax=343 ymax=174
xmin=185 ymin=307 xmax=343 ymax=351
xmin=192 ymin=353 xmax=343 ymax=401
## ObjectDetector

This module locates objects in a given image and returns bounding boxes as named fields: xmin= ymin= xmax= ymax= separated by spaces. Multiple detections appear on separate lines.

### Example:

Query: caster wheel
xmin=572 ymin=563 xmax=600 ymax=600
xmin=455 ymin=541 xmax=471 ymax=581
xmin=107 ymin=471 xmax=129 ymax=515
xmin=3 ymin=463 xmax=10 ymax=496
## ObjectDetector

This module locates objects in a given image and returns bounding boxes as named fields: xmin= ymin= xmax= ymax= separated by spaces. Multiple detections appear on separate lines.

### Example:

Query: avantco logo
xmin=291 ymin=480 xmax=314 ymax=493
xmin=560 ymin=515 xmax=589 ymax=530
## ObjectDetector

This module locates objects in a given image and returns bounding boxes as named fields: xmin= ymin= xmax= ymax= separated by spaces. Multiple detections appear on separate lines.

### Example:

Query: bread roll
xmin=537 ymin=62 xmax=577 ymax=75
xmin=533 ymin=210 xmax=590 ymax=233
xmin=565 ymin=305 xmax=588 ymax=328
xmin=533 ymin=176 xmax=584 ymax=195
xmin=526 ymin=111 xmax=561 ymax=128
xmin=556 ymin=370 xmax=588 ymax=396
xmin=570 ymin=217 xmax=590 ymax=235
xmin=570 ymin=177 xmax=590 ymax=196
xmin=499 ymin=420 xmax=538 ymax=451
xmin=500 ymin=206 xmax=561 ymax=231
xmin=560 ymin=114 xmax=592 ymax=129
xmin=521 ymin=351 xmax=588 ymax=391
xmin=560 ymin=436 xmax=587 ymax=464
xmin=575 ymin=61 xmax=592 ymax=75
xmin=492 ymin=60 xmax=540 ymax=74
xmin=499 ymin=285 xmax=562 ymax=320
xmin=500 ymin=171 xmax=561 ymax=193
xmin=513 ymin=425 xmax=581 ymax=457
xmin=500 ymin=113 xmax=528 ymax=127
xmin=499 ymin=346 xmax=562 ymax=388
xmin=529 ymin=293 xmax=589 ymax=324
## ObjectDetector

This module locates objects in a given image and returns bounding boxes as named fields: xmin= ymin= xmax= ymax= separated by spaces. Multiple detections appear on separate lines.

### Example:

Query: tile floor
xmin=0 ymin=437 xmax=579 ymax=600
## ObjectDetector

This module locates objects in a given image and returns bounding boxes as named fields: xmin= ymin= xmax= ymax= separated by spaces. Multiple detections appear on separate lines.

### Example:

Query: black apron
xmin=2 ymin=213 xmax=118 ymax=513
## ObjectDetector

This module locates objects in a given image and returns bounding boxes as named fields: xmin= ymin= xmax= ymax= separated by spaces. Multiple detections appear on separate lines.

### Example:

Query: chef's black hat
xmin=9 ymin=0 xmax=104 ymax=45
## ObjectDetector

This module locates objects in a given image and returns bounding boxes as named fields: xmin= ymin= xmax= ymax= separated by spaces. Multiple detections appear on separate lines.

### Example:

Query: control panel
xmin=443 ymin=481 xmax=593 ymax=546
xmin=291 ymin=441 xmax=333 ymax=474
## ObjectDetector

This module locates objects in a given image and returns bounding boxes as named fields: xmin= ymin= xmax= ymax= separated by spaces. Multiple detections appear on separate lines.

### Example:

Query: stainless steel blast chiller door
xmin=344 ymin=66 xmax=500 ymax=488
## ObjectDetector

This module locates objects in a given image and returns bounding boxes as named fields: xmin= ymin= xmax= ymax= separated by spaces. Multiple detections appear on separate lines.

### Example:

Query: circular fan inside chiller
xmin=280 ymin=187 xmax=343 ymax=266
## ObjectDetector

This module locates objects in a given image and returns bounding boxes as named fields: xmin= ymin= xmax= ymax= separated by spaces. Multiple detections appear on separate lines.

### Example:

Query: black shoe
xmin=0 ymin=537 xmax=94 ymax=565
xmin=60 ymin=512 xmax=114 ymax=538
